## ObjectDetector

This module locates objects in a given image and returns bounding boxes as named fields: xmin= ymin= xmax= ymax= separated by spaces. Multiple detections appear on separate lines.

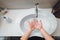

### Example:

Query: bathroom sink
xmin=20 ymin=13 xmax=57 ymax=37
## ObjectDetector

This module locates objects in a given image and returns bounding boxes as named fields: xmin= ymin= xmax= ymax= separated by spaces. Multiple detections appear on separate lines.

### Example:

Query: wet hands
xmin=28 ymin=19 xmax=43 ymax=31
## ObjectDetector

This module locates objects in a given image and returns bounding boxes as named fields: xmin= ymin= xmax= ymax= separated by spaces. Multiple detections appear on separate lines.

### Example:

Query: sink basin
xmin=20 ymin=13 xmax=57 ymax=37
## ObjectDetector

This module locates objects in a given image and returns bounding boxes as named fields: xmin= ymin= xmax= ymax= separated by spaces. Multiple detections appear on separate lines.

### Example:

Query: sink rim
xmin=20 ymin=13 xmax=57 ymax=37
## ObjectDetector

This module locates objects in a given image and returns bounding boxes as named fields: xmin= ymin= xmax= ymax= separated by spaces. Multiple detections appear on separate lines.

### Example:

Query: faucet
xmin=35 ymin=3 xmax=39 ymax=18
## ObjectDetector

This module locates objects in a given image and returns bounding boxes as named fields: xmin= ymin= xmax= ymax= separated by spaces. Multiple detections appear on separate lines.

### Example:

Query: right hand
xmin=34 ymin=19 xmax=43 ymax=30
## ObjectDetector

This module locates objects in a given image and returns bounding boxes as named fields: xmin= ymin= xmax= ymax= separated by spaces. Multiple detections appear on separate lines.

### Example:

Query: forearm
xmin=20 ymin=30 xmax=32 ymax=40
xmin=40 ymin=28 xmax=54 ymax=40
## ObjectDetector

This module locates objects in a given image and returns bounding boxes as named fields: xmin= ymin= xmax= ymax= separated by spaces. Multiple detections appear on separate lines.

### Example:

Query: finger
xmin=39 ymin=20 xmax=42 ymax=25
xmin=31 ymin=20 xmax=34 ymax=25
xmin=33 ymin=19 xmax=38 ymax=25
xmin=40 ymin=20 xmax=42 ymax=23
xmin=31 ymin=19 xmax=35 ymax=25
xmin=28 ymin=21 xmax=31 ymax=26
xmin=28 ymin=21 xmax=33 ymax=28
xmin=34 ymin=19 xmax=38 ymax=22
xmin=39 ymin=20 xmax=41 ymax=23
xmin=29 ymin=20 xmax=34 ymax=26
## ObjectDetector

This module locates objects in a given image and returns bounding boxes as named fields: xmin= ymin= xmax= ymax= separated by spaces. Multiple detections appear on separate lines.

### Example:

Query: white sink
xmin=20 ymin=12 xmax=57 ymax=37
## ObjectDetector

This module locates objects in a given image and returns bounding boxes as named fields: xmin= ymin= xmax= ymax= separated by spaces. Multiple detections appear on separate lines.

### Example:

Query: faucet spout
xmin=35 ymin=3 xmax=39 ymax=18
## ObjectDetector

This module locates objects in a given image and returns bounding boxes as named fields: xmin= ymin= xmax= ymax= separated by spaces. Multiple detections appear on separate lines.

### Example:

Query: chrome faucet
xmin=35 ymin=3 xmax=39 ymax=18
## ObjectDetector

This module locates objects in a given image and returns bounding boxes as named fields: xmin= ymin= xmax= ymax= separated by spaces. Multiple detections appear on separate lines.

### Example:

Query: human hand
xmin=28 ymin=19 xmax=36 ymax=31
xmin=34 ymin=19 xmax=43 ymax=30
xmin=28 ymin=19 xmax=43 ymax=31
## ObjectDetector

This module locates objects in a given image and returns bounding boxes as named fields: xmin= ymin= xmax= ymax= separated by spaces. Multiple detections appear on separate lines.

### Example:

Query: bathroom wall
xmin=0 ymin=0 xmax=58 ymax=9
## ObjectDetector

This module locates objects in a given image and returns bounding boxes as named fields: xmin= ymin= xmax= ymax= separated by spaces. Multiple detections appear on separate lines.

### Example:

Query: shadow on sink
xmin=1 ymin=36 xmax=60 ymax=40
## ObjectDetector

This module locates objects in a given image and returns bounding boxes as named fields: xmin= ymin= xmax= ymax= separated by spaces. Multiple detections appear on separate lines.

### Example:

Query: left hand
xmin=28 ymin=19 xmax=37 ymax=31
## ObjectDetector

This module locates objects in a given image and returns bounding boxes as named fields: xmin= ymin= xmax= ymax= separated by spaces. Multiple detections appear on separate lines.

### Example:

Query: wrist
xmin=39 ymin=28 xmax=44 ymax=31
xmin=28 ymin=30 xmax=33 ymax=32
